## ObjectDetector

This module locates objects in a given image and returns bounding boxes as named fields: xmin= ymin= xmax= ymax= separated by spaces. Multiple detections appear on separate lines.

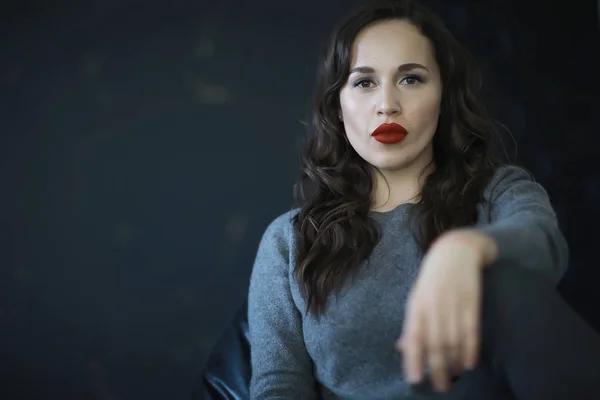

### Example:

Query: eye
xmin=400 ymin=74 xmax=423 ymax=85
xmin=353 ymin=78 xmax=375 ymax=88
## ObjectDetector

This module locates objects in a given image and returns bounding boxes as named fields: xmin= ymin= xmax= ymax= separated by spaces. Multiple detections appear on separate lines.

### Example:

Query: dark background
xmin=1 ymin=0 xmax=599 ymax=399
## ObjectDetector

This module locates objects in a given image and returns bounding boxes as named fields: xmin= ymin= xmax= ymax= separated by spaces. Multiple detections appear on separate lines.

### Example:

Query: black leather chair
xmin=192 ymin=303 xmax=251 ymax=400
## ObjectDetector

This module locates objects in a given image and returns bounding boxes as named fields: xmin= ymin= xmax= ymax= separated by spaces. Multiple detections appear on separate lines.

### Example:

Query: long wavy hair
xmin=292 ymin=0 xmax=507 ymax=317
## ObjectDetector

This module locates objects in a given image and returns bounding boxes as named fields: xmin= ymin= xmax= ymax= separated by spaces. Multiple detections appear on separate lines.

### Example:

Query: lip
xmin=371 ymin=123 xmax=408 ymax=144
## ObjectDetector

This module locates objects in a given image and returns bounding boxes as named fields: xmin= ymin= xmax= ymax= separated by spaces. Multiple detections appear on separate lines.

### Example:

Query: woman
xmin=247 ymin=0 xmax=600 ymax=399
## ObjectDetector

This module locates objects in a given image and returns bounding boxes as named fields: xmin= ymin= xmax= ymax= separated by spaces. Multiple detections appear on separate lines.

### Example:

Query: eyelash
xmin=353 ymin=74 xmax=424 ymax=88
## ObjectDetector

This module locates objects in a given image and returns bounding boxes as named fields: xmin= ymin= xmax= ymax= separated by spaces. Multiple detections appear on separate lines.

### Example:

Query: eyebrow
xmin=349 ymin=63 xmax=429 ymax=74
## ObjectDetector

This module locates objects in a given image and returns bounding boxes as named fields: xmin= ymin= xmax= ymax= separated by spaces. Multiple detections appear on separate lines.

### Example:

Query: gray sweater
xmin=248 ymin=166 xmax=569 ymax=399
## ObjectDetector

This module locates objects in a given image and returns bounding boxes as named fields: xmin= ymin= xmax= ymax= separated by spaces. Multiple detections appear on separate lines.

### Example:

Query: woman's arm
xmin=472 ymin=165 xmax=569 ymax=284
xmin=248 ymin=212 xmax=318 ymax=399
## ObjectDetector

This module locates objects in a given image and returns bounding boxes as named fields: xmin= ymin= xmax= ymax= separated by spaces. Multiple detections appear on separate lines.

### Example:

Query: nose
xmin=377 ymin=85 xmax=401 ymax=117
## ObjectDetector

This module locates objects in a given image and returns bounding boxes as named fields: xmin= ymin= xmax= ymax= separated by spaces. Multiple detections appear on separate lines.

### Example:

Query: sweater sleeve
xmin=247 ymin=212 xmax=319 ymax=400
xmin=476 ymin=165 xmax=569 ymax=285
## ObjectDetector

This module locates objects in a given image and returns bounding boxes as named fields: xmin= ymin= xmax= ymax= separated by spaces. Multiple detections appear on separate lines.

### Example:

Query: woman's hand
xmin=396 ymin=230 xmax=497 ymax=392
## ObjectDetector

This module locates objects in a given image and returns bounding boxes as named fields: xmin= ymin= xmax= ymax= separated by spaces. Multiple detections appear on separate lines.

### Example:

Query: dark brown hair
xmin=293 ymin=0 xmax=506 ymax=317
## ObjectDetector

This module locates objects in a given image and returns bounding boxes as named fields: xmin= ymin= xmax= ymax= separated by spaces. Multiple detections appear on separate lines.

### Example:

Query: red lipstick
xmin=371 ymin=123 xmax=408 ymax=144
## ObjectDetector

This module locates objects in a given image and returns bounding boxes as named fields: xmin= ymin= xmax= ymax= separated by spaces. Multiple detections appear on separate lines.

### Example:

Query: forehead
xmin=350 ymin=19 xmax=436 ymax=69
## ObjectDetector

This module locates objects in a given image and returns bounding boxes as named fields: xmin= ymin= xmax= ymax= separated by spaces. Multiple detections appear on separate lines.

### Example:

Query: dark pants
xmin=457 ymin=263 xmax=600 ymax=399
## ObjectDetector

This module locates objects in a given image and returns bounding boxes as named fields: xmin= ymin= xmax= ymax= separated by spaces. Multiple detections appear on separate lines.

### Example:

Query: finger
xmin=399 ymin=305 xmax=425 ymax=383
xmin=445 ymin=307 xmax=462 ymax=375
xmin=400 ymin=322 xmax=425 ymax=383
xmin=464 ymin=277 xmax=482 ymax=369
xmin=462 ymin=309 xmax=480 ymax=369
xmin=427 ymin=311 xmax=449 ymax=392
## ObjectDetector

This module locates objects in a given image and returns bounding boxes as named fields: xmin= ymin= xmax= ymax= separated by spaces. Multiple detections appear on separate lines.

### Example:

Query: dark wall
xmin=1 ymin=0 xmax=598 ymax=398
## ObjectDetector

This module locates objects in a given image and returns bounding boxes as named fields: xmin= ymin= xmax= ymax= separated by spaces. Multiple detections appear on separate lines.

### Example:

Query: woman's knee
xmin=481 ymin=262 xmax=557 ymax=324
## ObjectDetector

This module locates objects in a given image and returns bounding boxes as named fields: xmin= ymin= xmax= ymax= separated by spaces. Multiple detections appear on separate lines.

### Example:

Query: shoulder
xmin=484 ymin=164 xmax=539 ymax=200
xmin=486 ymin=164 xmax=535 ymax=191
xmin=481 ymin=164 xmax=555 ymax=217
xmin=262 ymin=207 xmax=299 ymax=237
xmin=257 ymin=207 xmax=300 ymax=253
xmin=251 ymin=208 xmax=300 ymax=283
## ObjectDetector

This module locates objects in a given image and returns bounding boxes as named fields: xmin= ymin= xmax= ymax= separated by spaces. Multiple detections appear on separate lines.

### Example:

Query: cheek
xmin=405 ymin=99 xmax=441 ymax=132
xmin=341 ymin=112 xmax=369 ymax=154
xmin=344 ymin=110 xmax=363 ymax=131
xmin=341 ymin=98 xmax=367 ymax=134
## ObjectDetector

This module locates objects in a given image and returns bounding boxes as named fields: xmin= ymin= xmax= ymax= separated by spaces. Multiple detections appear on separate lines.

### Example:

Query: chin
xmin=365 ymin=154 xmax=412 ymax=171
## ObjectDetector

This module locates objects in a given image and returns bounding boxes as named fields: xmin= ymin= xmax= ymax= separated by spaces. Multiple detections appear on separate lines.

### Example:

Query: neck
xmin=371 ymin=152 xmax=434 ymax=212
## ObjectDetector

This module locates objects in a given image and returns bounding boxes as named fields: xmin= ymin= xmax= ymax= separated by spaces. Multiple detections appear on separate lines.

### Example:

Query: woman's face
xmin=339 ymin=19 xmax=443 ymax=172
